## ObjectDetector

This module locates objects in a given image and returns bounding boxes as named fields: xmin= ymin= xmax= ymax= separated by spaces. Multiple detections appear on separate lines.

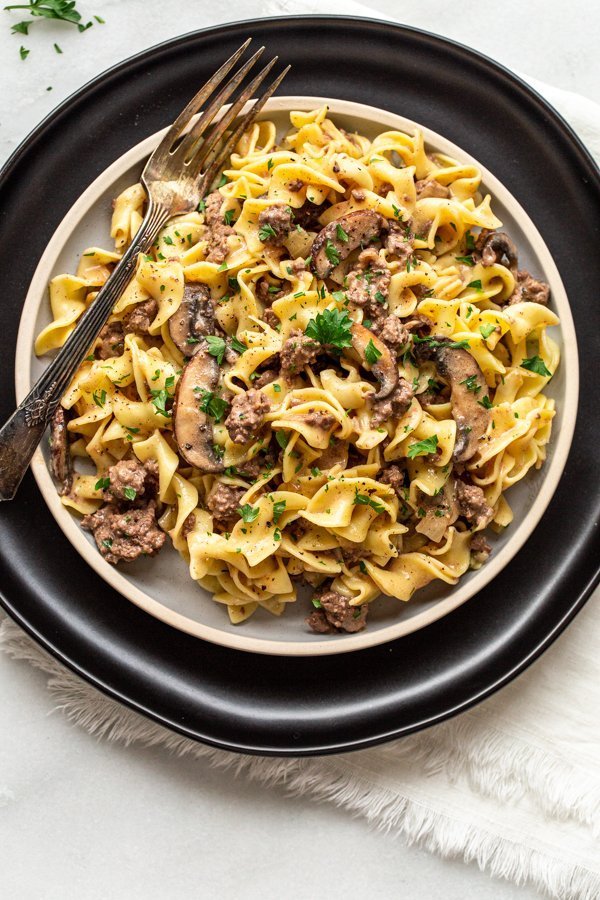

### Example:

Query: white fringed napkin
xmin=2 ymin=5 xmax=599 ymax=897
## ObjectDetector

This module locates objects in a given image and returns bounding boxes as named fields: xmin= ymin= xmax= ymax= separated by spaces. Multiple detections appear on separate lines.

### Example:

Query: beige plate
xmin=15 ymin=97 xmax=578 ymax=656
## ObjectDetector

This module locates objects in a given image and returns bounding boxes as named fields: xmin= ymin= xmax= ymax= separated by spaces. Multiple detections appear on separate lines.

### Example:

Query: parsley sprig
xmin=407 ymin=434 xmax=439 ymax=459
xmin=521 ymin=355 xmax=552 ymax=377
xmin=353 ymin=488 xmax=385 ymax=514
xmin=304 ymin=308 xmax=353 ymax=350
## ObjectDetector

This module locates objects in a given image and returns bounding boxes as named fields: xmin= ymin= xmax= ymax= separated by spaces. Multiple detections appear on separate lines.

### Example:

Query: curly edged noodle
xmin=36 ymin=106 xmax=559 ymax=627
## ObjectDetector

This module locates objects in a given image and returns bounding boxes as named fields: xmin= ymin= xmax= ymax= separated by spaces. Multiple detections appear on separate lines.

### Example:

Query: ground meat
xmin=95 ymin=320 xmax=124 ymax=360
xmin=122 ymin=299 xmax=158 ymax=335
xmin=377 ymin=180 xmax=394 ymax=197
xmin=384 ymin=221 xmax=414 ymax=265
xmin=258 ymin=204 xmax=293 ymax=245
xmin=181 ymin=513 xmax=196 ymax=538
xmin=288 ymin=257 xmax=307 ymax=275
xmin=371 ymin=377 xmax=414 ymax=427
xmin=373 ymin=314 xmax=410 ymax=350
xmin=351 ymin=189 xmax=366 ymax=202
xmin=293 ymin=199 xmax=328 ymax=231
xmin=415 ymin=178 xmax=450 ymax=199
xmin=303 ymin=409 xmax=336 ymax=430
xmin=262 ymin=308 xmax=280 ymax=330
xmin=49 ymin=406 xmax=72 ymax=495
xmin=470 ymin=533 xmax=492 ymax=567
xmin=288 ymin=178 xmax=304 ymax=192
xmin=306 ymin=589 xmax=368 ymax=634
xmin=82 ymin=501 xmax=165 ymax=565
xmin=379 ymin=464 xmax=405 ymax=498
xmin=102 ymin=458 xmax=159 ymax=505
xmin=455 ymin=481 xmax=494 ymax=529
xmin=508 ymin=270 xmax=550 ymax=306
xmin=203 ymin=190 xmax=235 ymax=264
xmin=346 ymin=248 xmax=392 ymax=315
xmin=252 ymin=369 xmax=279 ymax=389
xmin=256 ymin=277 xmax=285 ymax=304
xmin=340 ymin=546 xmax=368 ymax=567
xmin=207 ymin=483 xmax=245 ymax=527
xmin=224 ymin=389 xmax=270 ymax=444
xmin=306 ymin=609 xmax=334 ymax=634
xmin=280 ymin=329 xmax=320 ymax=380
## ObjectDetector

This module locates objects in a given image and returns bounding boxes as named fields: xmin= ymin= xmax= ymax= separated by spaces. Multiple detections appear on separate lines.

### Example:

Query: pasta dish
xmin=37 ymin=106 xmax=559 ymax=634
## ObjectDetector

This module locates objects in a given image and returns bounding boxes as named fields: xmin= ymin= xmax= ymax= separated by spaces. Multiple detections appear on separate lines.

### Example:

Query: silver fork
xmin=0 ymin=39 xmax=290 ymax=501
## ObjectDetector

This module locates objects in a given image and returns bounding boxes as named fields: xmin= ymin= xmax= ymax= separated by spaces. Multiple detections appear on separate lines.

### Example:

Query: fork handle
xmin=0 ymin=200 xmax=170 ymax=501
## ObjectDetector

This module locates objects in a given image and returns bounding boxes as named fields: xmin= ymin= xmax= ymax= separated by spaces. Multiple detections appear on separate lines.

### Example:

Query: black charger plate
xmin=1 ymin=17 xmax=599 ymax=755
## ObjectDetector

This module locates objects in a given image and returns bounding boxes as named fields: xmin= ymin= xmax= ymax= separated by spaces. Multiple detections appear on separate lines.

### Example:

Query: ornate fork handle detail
xmin=0 ymin=40 xmax=289 ymax=502
xmin=0 ymin=200 xmax=170 ymax=501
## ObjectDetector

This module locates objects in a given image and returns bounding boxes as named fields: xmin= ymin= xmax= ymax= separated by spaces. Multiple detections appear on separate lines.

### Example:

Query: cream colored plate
xmin=15 ymin=97 xmax=578 ymax=656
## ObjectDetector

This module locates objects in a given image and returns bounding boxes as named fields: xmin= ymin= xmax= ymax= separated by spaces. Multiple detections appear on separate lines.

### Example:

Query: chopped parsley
xmin=460 ymin=375 xmax=481 ymax=394
xmin=478 ymin=396 xmax=493 ymax=409
xmin=123 ymin=487 xmax=137 ymax=501
xmin=407 ymin=434 xmax=439 ymax=459
xmin=521 ymin=355 xmax=552 ymax=377
xmin=465 ymin=230 xmax=476 ymax=251
xmin=163 ymin=235 xmax=174 ymax=245
xmin=197 ymin=390 xmax=228 ymax=422
xmin=479 ymin=323 xmax=496 ymax=339
xmin=364 ymin=339 xmax=382 ymax=366
xmin=92 ymin=389 xmax=106 ymax=407
xmin=230 ymin=335 xmax=247 ymax=355
xmin=275 ymin=430 xmax=288 ymax=450
xmin=413 ymin=336 xmax=470 ymax=350
xmin=150 ymin=388 xmax=172 ymax=418
xmin=335 ymin=223 xmax=349 ymax=243
xmin=331 ymin=290 xmax=346 ymax=303
xmin=258 ymin=223 xmax=277 ymax=242
xmin=304 ymin=308 xmax=353 ymax=350
xmin=205 ymin=335 xmax=226 ymax=364
xmin=237 ymin=503 xmax=259 ymax=524
xmin=94 ymin=476 xmax=110 ymax=491
xmin=312 ymin=597 xmax=322 ymax=609
xmin=325 ymin=239 xmax=341 ymax=267
xmin=455 ymin=255 xmax=474 ymax=266
xmin=223 ymin=209 xmax=235 ymax=226
xmin=353 ymin=488 xmax=385 ymax=514
xmin=272 ymin=500 xmax=286 ymax=524
xmin=467 ymin=280 xmax=483 ymax=291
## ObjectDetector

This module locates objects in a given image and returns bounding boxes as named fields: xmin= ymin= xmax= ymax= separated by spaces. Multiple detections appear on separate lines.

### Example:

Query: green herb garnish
xmin=407 ymin=434 xmax=439 ymax=459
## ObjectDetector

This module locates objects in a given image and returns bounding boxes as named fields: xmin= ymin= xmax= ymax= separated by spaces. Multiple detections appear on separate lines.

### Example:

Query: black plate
xmin=1 ymin=17 xmax=599 ymax=755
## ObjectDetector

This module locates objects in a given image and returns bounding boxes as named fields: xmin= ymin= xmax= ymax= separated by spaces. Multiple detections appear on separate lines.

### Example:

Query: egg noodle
xmin=36 ymin=106 xmax=559 ymax=633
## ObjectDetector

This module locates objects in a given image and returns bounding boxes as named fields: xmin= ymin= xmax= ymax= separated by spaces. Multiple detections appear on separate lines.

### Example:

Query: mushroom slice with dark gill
xmin=168 ymin=283 xmax=215 ymax=355
xmin=349 ymin=323 xmax=398 ymax=400
xmin=478 ymin=231 xmax=518 ymax=274
xmin=310 ymin=210 xmax=384 ymax=279
xmin=173 ymin=349 xmax=224 ymax=473
xmin=418 ymin=339 xmax=490 ymax=462
xmin=49 ymin=405 xmax=72 ymax=495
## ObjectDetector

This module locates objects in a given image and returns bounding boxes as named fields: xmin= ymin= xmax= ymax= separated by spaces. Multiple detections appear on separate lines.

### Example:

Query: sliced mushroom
xmin=415 ymin=478 xmax=459 ymax=542
xmin=173 ymin=350 xmax=224 ymax=473
xmin=49 ymin=405 xmax=72 ymax=495
xmin=311 ymin=210 xmax=384 ymax=279
xmin=422 ymin=340 xmax=490 ymax=462
xmin=479 ymin=231 xmax=518 ymax=273
xmin=349 ymin=323 xmax=398 ymax=400
xmin=168 ymin=283 xmax=215 ymax=355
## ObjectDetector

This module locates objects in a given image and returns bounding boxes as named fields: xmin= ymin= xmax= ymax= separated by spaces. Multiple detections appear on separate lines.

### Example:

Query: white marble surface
xmin=0 ymin=2 xmax=598 ymax=898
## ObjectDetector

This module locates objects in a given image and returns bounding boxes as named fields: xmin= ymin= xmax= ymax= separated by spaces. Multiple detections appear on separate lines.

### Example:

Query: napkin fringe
xmin=2 ymin=617 xmax=599 ymax=900
xmin=388 ymin=721 xmax=600 ymax=834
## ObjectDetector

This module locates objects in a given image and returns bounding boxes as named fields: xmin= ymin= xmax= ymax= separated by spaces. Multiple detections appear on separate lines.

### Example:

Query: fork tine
xmin=187 ymin=57 xmax=278 ymax=169
xmin=197 ymin=65 xmax=291 ymax=193
xmin=148 ymin=38 xmax=252 ymax=164
xmin=172 ymin=45 xmax=266 ymax=163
